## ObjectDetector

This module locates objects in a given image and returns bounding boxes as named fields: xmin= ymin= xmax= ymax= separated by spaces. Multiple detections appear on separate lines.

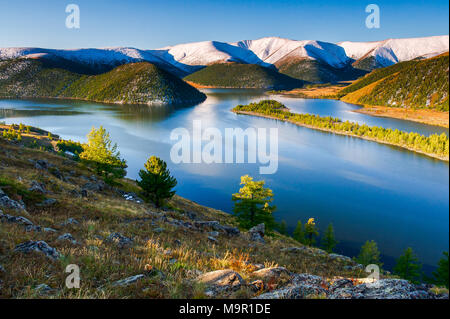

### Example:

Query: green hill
xmin=339 ymin=60 xmax=417 ymax=95
xmin=274 ymin=58 xmax=367 ymax=84
xmin=0 ymin=59 xmax=206 ymax=105
xmin=341 ymin=53 xmax=449 ymax=111
xmin=184 ymin=63 xmax=304 ymax=89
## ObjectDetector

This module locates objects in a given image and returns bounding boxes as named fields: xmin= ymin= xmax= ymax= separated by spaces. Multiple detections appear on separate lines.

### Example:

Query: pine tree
xmin=293 ymin=221 xmax=305 ymax=244
xmin=137 ymin=156 xmax=177 ymax=208
xmin=304 ymin=218 xmax=319 ymax=246
xmin=321 ymin=223 xmax=338 ymax=253
xmin=356 ymin=240 xmax=383 ymax=267
xmin=432 ymin=251 xmax=449 ymax=288
xmin=277 ymin=220 xmax=288 ymax=235
xmin=79 ymin=126 xmax=127 ymax=182
xmin=232 ymin=175 xmax=276 ymax=230
xmin=393 ymin=247 xmax=422 ymax=284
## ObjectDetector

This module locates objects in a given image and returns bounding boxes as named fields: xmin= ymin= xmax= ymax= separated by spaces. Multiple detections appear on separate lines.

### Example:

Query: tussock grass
xmin=0 ymin=126 xmax=362 ymax=299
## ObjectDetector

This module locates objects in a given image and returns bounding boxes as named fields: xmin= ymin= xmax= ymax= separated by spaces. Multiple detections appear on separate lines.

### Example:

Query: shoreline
xmin=0 ymin=94 xmax=207 ymax=107
xmin=352 ymin=105 xmax=449 ymax=128
xmin=232 ymin=110 xmax=449 ymax=162
xmin=270 ymin=88 xmax=449 ymax=128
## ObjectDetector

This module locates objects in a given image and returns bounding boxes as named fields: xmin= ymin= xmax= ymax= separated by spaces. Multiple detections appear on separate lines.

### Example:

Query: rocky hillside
xmin=0 ymin=59 xmax=206 ymax=105
xmin=184 ymin=63 xmax=304 ymax=89
xmin=340 ymin=53 xmax=449 ymax=111
xmin=0 ymin=124 xmax=447 ymax=299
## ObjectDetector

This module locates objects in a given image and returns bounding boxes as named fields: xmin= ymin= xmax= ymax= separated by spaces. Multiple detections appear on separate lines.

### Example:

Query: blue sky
xmin=0 ymin=0 xmax=448 ymax=48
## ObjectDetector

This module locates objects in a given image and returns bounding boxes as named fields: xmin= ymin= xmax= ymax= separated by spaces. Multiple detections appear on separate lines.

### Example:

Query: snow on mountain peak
xmin=339 ymin=35 xmax=449 ymax=66
xmin=1 ymin=35 xmax=448 ymax=75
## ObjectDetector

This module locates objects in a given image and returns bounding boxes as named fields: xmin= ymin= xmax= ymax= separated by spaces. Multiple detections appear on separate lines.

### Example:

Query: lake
xmin=0 ymin=89 xmax=448 ymax=273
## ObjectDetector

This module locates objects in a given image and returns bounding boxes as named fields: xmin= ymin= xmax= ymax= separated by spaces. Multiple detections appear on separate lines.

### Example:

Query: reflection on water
xmin=0 ymin=92 xmax=448 ymax=273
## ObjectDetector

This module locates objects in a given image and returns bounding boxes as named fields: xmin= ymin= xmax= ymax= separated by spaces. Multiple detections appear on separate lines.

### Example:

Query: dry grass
xmin=339 ymin=79 xmax=449 ymax=128
xmin=353 ymin=106 xmax=449 ymax=128
xmin=271 ymin=82 xmax=353 ymax=99
xmin=0 ymin=126 xmax=363 ymax=299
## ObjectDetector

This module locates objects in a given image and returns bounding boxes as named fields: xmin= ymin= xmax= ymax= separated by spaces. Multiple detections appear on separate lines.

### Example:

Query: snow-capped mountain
xmin=339 ymin=35 xmax=449 ymax=67
xmin=1 ymin=35 xmax=448 ymax=78
xmin=152 ymin=37 xmax=352 ymax=73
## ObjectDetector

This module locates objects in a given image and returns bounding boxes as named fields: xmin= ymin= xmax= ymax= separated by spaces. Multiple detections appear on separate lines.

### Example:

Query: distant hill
xmin=274 ymin=57 xmax=367 ymax=83
xmin=184 ymin=63 xmax=304 ymax=89
xmin=0 ymin=59 xmax=206 ymax=105
xmin=340 ymin=53 xmax=449 ymax=111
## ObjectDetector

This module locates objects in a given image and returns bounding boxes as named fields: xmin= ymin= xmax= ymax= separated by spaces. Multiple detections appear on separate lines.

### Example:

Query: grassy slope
xmin=275 ymin=58 xmax=367 ymax=84
xmin=0 ymin=125 xmax=364 ymax=298
xmin=339 ymin=60 xmax=416 ymax=95
xmin=0 ymin=59 xmax=206 ymax=105
xmin=184 ymin=63 xmax=304 ymax=89
xmin=340 ymin=54 xmax=449 ymax=111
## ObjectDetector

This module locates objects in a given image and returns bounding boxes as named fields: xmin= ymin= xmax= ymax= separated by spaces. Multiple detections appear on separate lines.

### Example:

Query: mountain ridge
xmin=1 ymin=35 xmax=448 ymax=82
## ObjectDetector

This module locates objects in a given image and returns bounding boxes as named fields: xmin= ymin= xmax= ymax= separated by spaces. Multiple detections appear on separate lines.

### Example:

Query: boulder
xmin=197 ymin=269 xmax=246 ymax=296
xmin=14 ymin=240 xmax=61 ymax=260
xmin=82 ymin=182 xmax=105 ymax=192
xmin=121 ymin=192 xmax=143 ymax=204
xmin=60 ymin=218 xmax=79 ymax=226
xmin=34 ymin=159 xmax=49 ymax=170
xmin=290 ymin=273 xmax=327 ymax=287
xmin=25 ymin=225 xmax=44 ymax=232
xmin=249 ymin=280 xmax=265 ymax=292
xmin=328 ymin=253 xmax=353 ymax=263
xmin=28 ymin=181 xmax=46 ymax=194
xmin=281 ymin=246 xmax=308 ymax=253
xmin=207 ymin=236 xmax=218 ymax=243
xmin=37 ymin=198 xmax=58 ymax=207
xmin=248 ymin=223 xmax=265 ymax=243
xmin=254 ymin=284 xmax=327 ymax=299
xmin=57 ymin=233 xmax=78 ymax=245
xmin=194 ymin=220 xmax=220 ymax=229
xmin=34 ymin=283 xmax=54 ymax=296
xmin=106 ymin=232 xmax=133 ymax=248
xmin=329 ymin=278 xmax=354 ymax=292
xmin=0 ymin=213 xmax=33 ymax=226
xmin=329 ymin=279 xmax=434 ymax=299
xmin=49 ymin=167 xmax=65 ymax=181
xmin=112 ymin=274 xmax=145 ymax=287
xmin=0 ymin=189 xmax=27 ymax=213
xmin=186 ymin=211 xmax=198 ymax=220
xmin=215 ymin=224 xmax=240 ymax=236
xmin=251 ymin=267 xmax=291 ymax=282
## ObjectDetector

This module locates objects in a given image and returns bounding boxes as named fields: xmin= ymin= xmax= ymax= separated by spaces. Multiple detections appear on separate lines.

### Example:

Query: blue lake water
xmin=0 ymin=90 xmax=448 ymax=273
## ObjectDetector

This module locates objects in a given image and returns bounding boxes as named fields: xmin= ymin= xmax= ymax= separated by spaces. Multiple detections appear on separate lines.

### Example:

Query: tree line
xmin=233 ymin=100 xmax=449 ymax=158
